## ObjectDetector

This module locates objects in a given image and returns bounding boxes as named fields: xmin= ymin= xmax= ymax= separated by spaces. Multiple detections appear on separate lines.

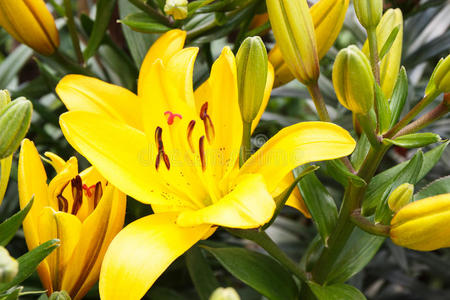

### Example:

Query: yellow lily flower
xmin=390 ymin=193 xmax=450 ymax=251
xmin=57 ymin=30 xmax=356 ymax=299
xmin=268 ymin=0 xmax=350 ymax=87
xmin=18 ymin=139 xmax=126 ymax=299
xmin=0 ymin=0 xmax=59 ymax=55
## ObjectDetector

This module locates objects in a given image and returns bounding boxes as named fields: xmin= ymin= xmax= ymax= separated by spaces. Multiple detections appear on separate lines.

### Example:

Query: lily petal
xmin=273 ymin=172 xmax=311 ymax=218
xmin=44 ymin=152 xmax=67 ymax=173
xmin=56 ymin=75 xmax=143 ymax=130
xmin=60 ymin=111 xmax=174 ymax=206
xmin=138 ymin=29 xmax=186 ymax=95
xmin=177 ymin=174 xmax=275 ymax=229
xmin=239 ymin=122 xmax=356 ymax=192
xmin=99 ymin=212 xmax=211 ymax=300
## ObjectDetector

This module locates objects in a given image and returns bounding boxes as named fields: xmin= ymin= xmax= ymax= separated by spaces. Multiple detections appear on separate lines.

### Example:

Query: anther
xmin=164 ymin=111 xmax=182 ymax=125
xmin=71 ymin=175 xmax=83 ymax=215
xmin=163 ymin=153 xmax=170 ymax=170
xmin=155 ymin=126 xmax=163 ymax=150
xmin=199 ymin=102 xmax=215 ymax=143
xmin=187 ymin=120 xmax=196 ymax=152
xmin=154 ymin=126 xmax=170 ymax=171
xmin=93 ymin=182 xmax=103 ymax=208
xmin=57 ymin=195 xmax=69 ymax=213
xmin=199 ymin=136 xmax=206 ymax=171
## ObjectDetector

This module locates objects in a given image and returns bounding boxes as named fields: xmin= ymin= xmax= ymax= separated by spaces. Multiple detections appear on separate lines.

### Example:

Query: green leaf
xmin=378 ymin=25 xmax=400 ymax=61
xmin=0 ymin=286 xmax=22 ymax=300
xmin=374 ymin=150 xmax=424 ymax=223
xmin=0 ymin=45 xmax=33 ymax=88
xmin=120 ymin=12 xmax=172 ymax=33
xmin=295 ymin=166 xmax=338 ymax=246
xmin=202 ymin=246 xmax=299 ymax=300
xmin=308 ymin=282 xmax=366 ymax=300
xmin=186 ymin=246 xmax=220 ymax=300
xmin=389 ymin=67 xmax=408 ymax=128
xmin=375 ymin=83 xmax=391 ymax=134
xmin=384 ymin=133 xmax=442 ymax=149
xmin=325 ymin=160 xmax=366 ymax=187
xmin=362 ymin=141 xmax=448 ymax=215
xmin=327 ymin=227 xmax=385 ymax=284
xmin=83 ymin=0 xmax=118 ymax=60
xmin=0 ymin=239 xmax=59 ymax=293
xmin=148 ymin=288 xmax=186 ymax=300
xmin=0 ymin=197 xmax=33 ymax=246
xmin=351 ymin=134 xmax=370 ymax=171
xmin=415 ymin=176 xmax=450 ymax=200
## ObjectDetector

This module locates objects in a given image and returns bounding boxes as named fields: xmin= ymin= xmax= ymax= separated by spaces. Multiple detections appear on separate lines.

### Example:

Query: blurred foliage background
xmin=0 ymin=0 xmax=449 ymax=299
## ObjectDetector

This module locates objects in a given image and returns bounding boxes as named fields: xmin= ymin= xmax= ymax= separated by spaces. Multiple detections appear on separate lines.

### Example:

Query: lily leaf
xmin=120 ymin=12 xmax=172 ymax=33
xmin=384 ymin=133 xmax=442 ymax=149
xmin=389 ymin=67 xmax=408 ymax=127
xmin=415 ymin=175 xmax=450 ymax=200
xmin=325 ymin=159 xmax=366 ymax=187
xmin=375 ymin=83 xmax=391 ymax=134
xmin=0 ymin=197 xmax=33 ymax=246
xmin=0 ymin=45 xmax=33 ymax=88
xmin=379 ymin=25 xmax=400 ymax=61
xmin=308 ymin=281 xmax=366 ymax=300
xmin=186 ymin=246 xmax=220 ymax=300
xmin=202 ymin=246 xmax=299 ymax=300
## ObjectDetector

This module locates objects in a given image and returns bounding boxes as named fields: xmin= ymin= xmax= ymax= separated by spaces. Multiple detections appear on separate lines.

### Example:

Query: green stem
xmin=350 ymin=209 xmax=390 ymax=237
xmin=186 ymin=21 xmax=218 ymax=41
xmin=228 ymin=229 xmax=309 ymax=282
xmin=356 ymin=113 xmax=381 ymax=149
xmin=306 ymin=81 xmax=330 ymax=122
xmin=384 ymin=90 xmax=441 ymax=138
xmin=128 ymin=0 xmax=173 ymax=27
xmin=63 ymin=0 xmax=84 ymax=65
xmin=239 ymin=121 xmax=252 ymax=167
xmin=312 ymin=145 xmax=389 ymax=283
xmin=367 ymin=28 xmax=380 ymax=84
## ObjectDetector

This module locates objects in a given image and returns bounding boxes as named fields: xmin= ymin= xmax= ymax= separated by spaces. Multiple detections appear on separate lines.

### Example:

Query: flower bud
xmin=432 ymin=54 xmax=450 ymax=94
xmin=0 ymin=90 xmax=11 ymax=111
xmin=209 ymin=287 xmax=241 ymax=300
xmin=49 ymin=291 xmax=71 ymax=300
xmin=236 ymin=36 xmax=268 ymax=123
xmin=266 ymin=0 xmax=319 ymax=85
xmin=388 ymin=183 xmax=413 ymax=213
xmin=0 ymin=0 xmax=59 ymax=55
xmin=391 ymin=193 xmax=450 ymax=251
xmin=353 ymin=0 xmax=383 ymax=29
xmin=0 ymin=98 xmax=33 ymax=159
xmin=332 ymin=45 xmax=375 ymax=114
xmin=164 ymin=0 xmax=188 ymax=20
xmin=363 ymin=9 xmax=403 ymax=99
xmin=0 ymin=247 xmax=18 ymax=283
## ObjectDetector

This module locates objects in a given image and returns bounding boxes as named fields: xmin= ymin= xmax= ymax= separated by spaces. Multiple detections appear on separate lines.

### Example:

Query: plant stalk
xmin=240 ymin=121 xmax=252 ymax=167
xmin=63 ymin=0 xmax=84 ymax=65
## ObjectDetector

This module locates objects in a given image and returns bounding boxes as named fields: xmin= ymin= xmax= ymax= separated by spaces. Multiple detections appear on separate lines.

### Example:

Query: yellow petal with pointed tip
xmin=177 ymin=174 xmax=275 ymax=228
xmin=18 ymin=139 xmax=52 ymax=292
xmin=47 ymin=156 xmax=78 ymax=212
xmin=44 ymin=152 xmax=67 ymax=173
xmin=60 ymin=111 xmax=177 ymax=206
xmin=100 ymin=212 xmax=211 ymax=300
xmin=38 ymin=207 xmax=82 ymax=291
xmin=239 ymin=122 xmax=356 ymax=192
xmin=138 ymin=29 xmax=186 ymax=95
xmin=56 ymin=75 xmax=143 ymax=130
xmin=252 ymin=62 xmax=275 ymax=132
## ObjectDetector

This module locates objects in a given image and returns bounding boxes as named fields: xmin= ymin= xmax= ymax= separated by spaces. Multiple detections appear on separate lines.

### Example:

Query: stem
xmin=350 ymin=209 xmax=390 ymax=237
xmin=63 ymin=0 xmax=84 ymax=65
xmin=306 ymin=81 xmax=330 ymax=122
xmin=240 ymin=121 xmax=252 ymax=167
xmin=384 ymin=90 xmax=441 ymax=138
xmin=393 ymin=101 xmax=450 ymax=138
xmin=367 ymin=28 xmax=380 ymax=84
xmin=228 ymin=229 xmax=309 ymax=282
xmin=186 ymin=21 xmax=218 ymax=41
xmin=128 ymin=0 xmax=173 ymax=27
xmin=356 ymin=113 xmax=381 ymax=149
xmin=312 ymin=145 xmax=389 ymax=283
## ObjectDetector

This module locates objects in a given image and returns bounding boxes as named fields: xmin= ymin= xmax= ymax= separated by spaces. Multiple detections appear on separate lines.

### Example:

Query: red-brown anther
xmin=199 ymin=136 xmax=206 ymax=171
xmin=93 ymin=182 xmax=103 ymax=208
xmin=71 ymin=175 xmax=83 ymax=215
xmin=200 ymin=102 xmax=215 ymax=143
xmin=154 ymin=126 xmax=170 ymax=171
xmin=155 ymin=126 xmax=163 ymax=151
xmin=57 ymin=194 xmax=69 ymax=213
xmin=163 ymin=153 xmax=170 ymax=170
xmin=164 ymin=111 xmax=182 ymax=125
xmin=155 ymin=151 xmax=161 ymax=170
xmin=187 ymin=120 xmax=196 ymax=152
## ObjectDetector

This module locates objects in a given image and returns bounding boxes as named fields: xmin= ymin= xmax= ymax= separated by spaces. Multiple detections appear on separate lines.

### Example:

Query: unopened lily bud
xmin=236 ymin=36 xmax=268 ymax=123
xmin=391 ymin=193 xmax=450 ymax=251
xmin=354 ymin=0 xmax=383 ymax=29
xmin=363 ymin=9 xmax=403 ymax=99
xmin=268 ymin=45 xmax=295 ymax=88
xmin=164 ymin=0 xmax=188 ymax=20
xmin=431 ymin=54 xmax=450 ymax=94
xmin=388 ymin=183 xmax=414 ymax=213
xmin=49 ymin=291 xmax=71 ymax=300
xmin=0 ymin=0 xmax=59 ymax=55
xmin=0 ymin=247 xmax=18 ymax=283
xmin=0 ymin=90 xmax=11 ymax=111
xmin=266 ymin=0 xmax=319 ymax=85
xmin=332 ymin=45 xmax=375 ymax=114
xmin=209 ymin=287 xmax=241 ymax=300
xmin=0 ymin=98 xmax=33 ymax=159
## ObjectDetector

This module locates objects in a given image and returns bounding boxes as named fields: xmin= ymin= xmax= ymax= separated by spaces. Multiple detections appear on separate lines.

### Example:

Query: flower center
xmin=57 ymin=175 xmax=103 ymax=215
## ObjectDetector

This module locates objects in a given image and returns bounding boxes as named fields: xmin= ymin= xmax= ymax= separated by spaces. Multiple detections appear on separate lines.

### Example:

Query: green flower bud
xmin=354 ymin=0 xmax=383 ymax=29
xmin=432 ymin=54 xmax=450 ymax=93
xmin=388 ymin=183 xmax=414 ymax=213
xmin=332 ymin=45 xmax=375 ymax=114
xmin=164 ymin=0 xmax=188 ymax=20
xmin=0 ymin=98 xmax=33 ymax=159
xmin=0 ymin=90 xmax=11 ymax=111
xmin=49 ymin=291 xmax=71 ymax=300
xmin=236 ymin=36 xmax=268 ymax=124
xmin=0 ymin=247 xmax=18 ymax=283
xmin=209 ymin=287 xmax=241 ymax=300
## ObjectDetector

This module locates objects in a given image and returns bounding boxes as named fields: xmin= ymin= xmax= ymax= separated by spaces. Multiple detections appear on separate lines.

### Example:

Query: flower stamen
xmin=200 ymin=102 xmax=215 ymax=143
xmin=71 ymin=175 xmax=83 ymax=215
xmin=199 ymin=136 xmax=206 ymax=171
xmin=187 ymin=120 xmax=196 ymax=152
xmin=155 ymin=126 xmax=170 ymax=171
